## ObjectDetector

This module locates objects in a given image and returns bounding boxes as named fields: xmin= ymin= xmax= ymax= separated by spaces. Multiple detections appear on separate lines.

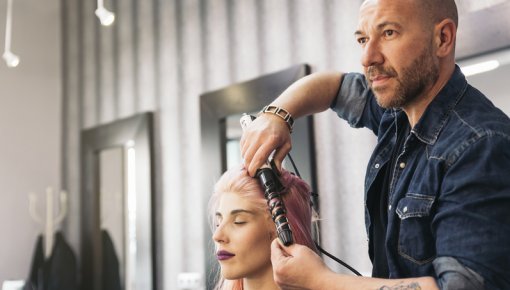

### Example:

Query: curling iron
xmin=240 ymin=113 xmax=362 ymax=276
xmin=240 ymin=114 xmax=294 ymax=246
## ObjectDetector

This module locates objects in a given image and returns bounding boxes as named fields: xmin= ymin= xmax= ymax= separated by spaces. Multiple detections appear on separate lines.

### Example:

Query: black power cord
xmin=287 ymin=153 xmax=362 ymax=277
xmin=315 ymin=243 xmax=362 ymax=276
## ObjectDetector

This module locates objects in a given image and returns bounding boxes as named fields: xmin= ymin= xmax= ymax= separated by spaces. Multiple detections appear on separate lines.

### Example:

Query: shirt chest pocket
xmin=396 ymin=194 xmax=436 ymax=265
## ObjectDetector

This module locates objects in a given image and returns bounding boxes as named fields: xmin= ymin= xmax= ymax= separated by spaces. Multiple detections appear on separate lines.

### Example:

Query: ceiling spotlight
xmin=95 ymin=0 xmax=115 ymax=26
xmin=3 ymin=51 xmax=20 ymax=68
xmin=3 ymin=0 xmax=20 ymax=68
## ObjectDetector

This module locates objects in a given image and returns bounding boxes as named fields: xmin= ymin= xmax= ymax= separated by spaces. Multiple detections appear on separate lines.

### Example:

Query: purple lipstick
xmin=217 ymin=250 xmax=235 ymax=261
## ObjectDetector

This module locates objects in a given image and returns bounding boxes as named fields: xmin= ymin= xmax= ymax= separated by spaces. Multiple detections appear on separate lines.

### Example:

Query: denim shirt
xmin=331 ymin=66 xmax=510 ymax=289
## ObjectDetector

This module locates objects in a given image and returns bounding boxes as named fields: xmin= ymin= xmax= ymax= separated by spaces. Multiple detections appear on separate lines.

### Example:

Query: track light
xmin=460 ymin=60 xmax=500 ymax=77
xmin=3 ymin=51 xmax=20 ymax=68
xmin=3 ymin=0 xmax=19 ymax=68
xmin=95 ymin=0 xmax=115 ymax=26
xmin=458 ymin=48 xmax=510 ymax=78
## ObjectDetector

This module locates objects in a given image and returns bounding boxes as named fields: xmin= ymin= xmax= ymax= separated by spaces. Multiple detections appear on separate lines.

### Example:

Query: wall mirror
xmin=81 ymin=112 xmax=156 ymax=290
xmin=200 ymin=64 xmax=317 ymax=289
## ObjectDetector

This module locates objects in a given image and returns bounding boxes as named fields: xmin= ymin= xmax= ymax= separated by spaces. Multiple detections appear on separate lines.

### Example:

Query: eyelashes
xmin=215 ymin=220 xmax=247 ymax=227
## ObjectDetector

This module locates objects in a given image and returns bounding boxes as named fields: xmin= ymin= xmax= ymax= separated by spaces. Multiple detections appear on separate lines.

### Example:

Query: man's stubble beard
xmin=369 ymin=43 xmax=440 ymax=109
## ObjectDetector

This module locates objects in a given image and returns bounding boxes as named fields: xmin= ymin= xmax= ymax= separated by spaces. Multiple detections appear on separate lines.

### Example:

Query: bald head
xmin=361 ymin=0 xmax=458 ymax=27
xmin=418 ymin=0 xmax=458 ymax=27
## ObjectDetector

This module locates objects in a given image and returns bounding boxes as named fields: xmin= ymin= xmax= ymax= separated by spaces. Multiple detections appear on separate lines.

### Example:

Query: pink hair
xmin=209 ymin=165 xmax=318 ymax=290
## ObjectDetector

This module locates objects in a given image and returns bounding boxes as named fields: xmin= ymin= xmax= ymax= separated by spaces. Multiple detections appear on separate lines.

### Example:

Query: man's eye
xmin=234 ymin=221 xmax=246 ymax=225
xmin=357 ymin=37 xmax=367 ymax=45
xmin=384 ymin=30 xmax=395 ymax=37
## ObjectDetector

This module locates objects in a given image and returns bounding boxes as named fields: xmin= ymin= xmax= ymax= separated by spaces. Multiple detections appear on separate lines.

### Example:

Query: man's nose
xmin=361 ymin=39 xmax=384 ymax=68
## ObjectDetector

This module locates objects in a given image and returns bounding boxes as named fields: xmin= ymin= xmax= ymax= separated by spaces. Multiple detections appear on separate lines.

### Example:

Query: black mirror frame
xmin=81 ymin=112 xmax=156 ymax=290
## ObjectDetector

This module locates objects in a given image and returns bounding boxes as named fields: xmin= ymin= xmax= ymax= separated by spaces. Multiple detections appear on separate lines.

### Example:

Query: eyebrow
xmin=354 ymin=21 xmax=402 ymax=36
xmin=215 ymin=209 xmax=257 ymax=217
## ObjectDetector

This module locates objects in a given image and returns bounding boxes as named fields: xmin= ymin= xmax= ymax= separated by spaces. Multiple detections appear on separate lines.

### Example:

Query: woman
xmin=209 ymin=165 xmax=318 ymax=290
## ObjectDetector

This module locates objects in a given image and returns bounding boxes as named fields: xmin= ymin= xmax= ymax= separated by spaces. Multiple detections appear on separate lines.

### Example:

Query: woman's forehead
xmin=216 ymin=191 xmax=262 ymax=214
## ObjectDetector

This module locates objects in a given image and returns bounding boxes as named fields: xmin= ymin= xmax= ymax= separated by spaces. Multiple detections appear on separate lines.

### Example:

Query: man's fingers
xmin=241 ymin=141 xmax=256 ymax=173
xmin=271 ymin=143 xmax=292 ymax=174
xmin=248 ymin=142 xmax=278 ymax=176
xmin=271 ymin=238 xmax=291 ymax=262
xmin=240 ymin=113 xmax=292 ymax=176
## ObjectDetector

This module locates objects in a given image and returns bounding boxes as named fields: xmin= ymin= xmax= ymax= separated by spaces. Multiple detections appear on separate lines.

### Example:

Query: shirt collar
xmin=410 ymin=65 xmax=468 ymax=145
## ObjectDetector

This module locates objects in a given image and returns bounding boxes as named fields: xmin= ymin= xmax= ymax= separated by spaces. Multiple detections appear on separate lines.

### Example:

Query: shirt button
xmin=403 ymin=206 xmax=408 ymax=213
xmin=388 ymin=205 xmax=392 ymax=211
xmin=399 ymin=162 xmax=406 ymax=169
xmin=375 ymin=163 xmax=380 ymax=169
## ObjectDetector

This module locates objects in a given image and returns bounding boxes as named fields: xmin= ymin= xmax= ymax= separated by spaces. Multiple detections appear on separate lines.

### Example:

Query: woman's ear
xmin=434 ymin=19 xmax=456 ymax=57
xmin=268 ymin=231 xmax=275 ymax=241
xmin=267 ymin=221 xmax=277 ymax=241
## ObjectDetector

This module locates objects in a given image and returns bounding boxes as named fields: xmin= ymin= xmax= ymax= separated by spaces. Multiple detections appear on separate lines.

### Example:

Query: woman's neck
xmin=242 ymin=267 xmax=279 ymax=290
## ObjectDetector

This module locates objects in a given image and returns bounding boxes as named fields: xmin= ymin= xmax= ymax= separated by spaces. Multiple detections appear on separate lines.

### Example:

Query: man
xmin=240 ymin=0 xmax=510 ymax=289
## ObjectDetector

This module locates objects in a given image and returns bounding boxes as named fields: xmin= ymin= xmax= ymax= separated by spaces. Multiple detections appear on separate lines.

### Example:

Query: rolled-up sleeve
xmin=433 ymin=256 xmax=484 ymax=289
xmin=330 ymin=72 xmax=385 ymax=133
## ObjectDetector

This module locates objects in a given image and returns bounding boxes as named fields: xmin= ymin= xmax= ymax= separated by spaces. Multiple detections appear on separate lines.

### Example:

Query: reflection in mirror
xmin=225 ymin=114 xmax=243 ymax=169
xmin=99 ymin=147 xmax=126 ymax=289
xmin=82 ymin=112 xmax=155 ymax=290
xmin=225 ymin=113 xmax=256 ymax=169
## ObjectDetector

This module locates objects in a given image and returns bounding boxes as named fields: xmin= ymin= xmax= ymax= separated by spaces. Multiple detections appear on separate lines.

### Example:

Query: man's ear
xmin=434 ymin=19 xmax=456 ymax=57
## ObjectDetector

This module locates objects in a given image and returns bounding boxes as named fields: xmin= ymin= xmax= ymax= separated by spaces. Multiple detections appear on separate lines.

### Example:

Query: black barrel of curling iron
xmin=240 ymin=114 xmax=294 ymax=246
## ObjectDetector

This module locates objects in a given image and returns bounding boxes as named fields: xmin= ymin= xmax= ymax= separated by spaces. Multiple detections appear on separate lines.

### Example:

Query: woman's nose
xmin=213 ymin=224 xmax=228 ymax=243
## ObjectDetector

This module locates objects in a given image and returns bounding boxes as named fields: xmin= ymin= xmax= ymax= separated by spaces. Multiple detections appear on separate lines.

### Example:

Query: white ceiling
xmin=457 ymin=0 xmax=509 ymax=13
xmin=456 ymin=0 xmax=510 ymax=59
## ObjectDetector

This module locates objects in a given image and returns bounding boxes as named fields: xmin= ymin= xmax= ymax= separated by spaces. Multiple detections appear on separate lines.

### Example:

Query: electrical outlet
xmin=177 ymin=272 xmax=202 ymax=289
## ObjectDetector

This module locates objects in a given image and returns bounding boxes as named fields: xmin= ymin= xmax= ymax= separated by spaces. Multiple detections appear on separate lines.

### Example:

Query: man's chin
xmin=374 ymin=92 xmax=395 ymax=109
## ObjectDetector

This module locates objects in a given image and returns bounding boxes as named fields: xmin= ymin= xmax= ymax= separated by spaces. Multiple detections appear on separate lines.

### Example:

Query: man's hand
xmin=270 ymin=239 xmax=333 ymax=290
xmin=239 ymin=72 xmax=344 ymax=176
xmin=240 ymin=113 xmax=292 ymax=176
xmin=271 ymin=239 xmax=440 ymax=290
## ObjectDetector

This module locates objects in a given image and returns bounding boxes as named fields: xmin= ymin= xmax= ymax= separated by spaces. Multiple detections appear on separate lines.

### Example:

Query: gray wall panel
xmin=136 ymin=0 xmax=156 ymax=112
xmin=63 ymin=0 xmax=376 ymax=288
xmin=203 ymin=0 xmax=231 ymax=90
xmin=117 ymin=0 xmax=136 ymax=118
xmin=179 ymin=0 xmax=206 ymax=272
xmin=261 ymin=0 xmax=293 ymax=72
xmin=99 ymin=24 xmax=116 ymax=123
xmin=82 ymin=0 xmax=98 ymax=128
xmin=62 ymin=0 xmax=83 ymax=258
xmin=231 ymin=0 xmax=260 ymax=81
xmin=158 ymin=0 xmax=182 ymax=289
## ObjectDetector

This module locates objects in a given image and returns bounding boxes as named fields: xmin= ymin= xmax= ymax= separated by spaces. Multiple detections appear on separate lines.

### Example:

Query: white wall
xmin=0 ymin=0 xmax=61 ymax=284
